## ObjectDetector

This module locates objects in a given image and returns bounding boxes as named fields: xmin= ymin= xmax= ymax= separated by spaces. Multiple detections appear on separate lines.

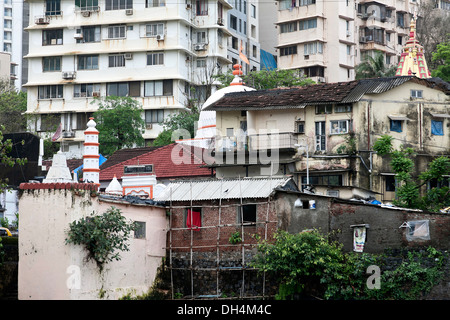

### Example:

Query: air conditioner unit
xmin=146 ymin=123 xmax=153 ymax=130
xmin=217 ymin=18 xmax=224 ymax=26
xmin=124 ymin=53 xmax=133 ymax=60
xmin=81 ymin=10 xmax=91 ymax=17
xmin=74 ymin=33 xmax=83 ymax=40
xmin=359 ymin=36 xmax=367 ymax=43
xmin=62 ymin=131 xmax=75 ymax=138
xmin=194 ymin=43 xmax=206 ymax=51
xmin=125 ymin=9 xmax=133 ymax=15
xmin=317 ymin=77 xmax=326 ymax=83
xmin=92 ymin=91 xmax=100 ymax=97
xmin=156 ymin=34 xmax=164 ymax=41
xmin=35 ymin=17 xmax=49 ymax=25
xmin=304 ymin=54 xmax=309 ymax=60
xmin=62 ymin=71 xmax=76 ymax=80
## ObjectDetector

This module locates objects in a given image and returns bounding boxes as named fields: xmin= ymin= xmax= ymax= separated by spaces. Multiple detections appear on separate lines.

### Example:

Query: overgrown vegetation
xmin=373 ymin=134 xmax=450 ymax=211
xmin=251 ymin=230 xmax=447 ymax=300
xmin=153 ymin=109 xmax=200 ymax=147
xmin=65 ymin=206 xmax=137 ymax=272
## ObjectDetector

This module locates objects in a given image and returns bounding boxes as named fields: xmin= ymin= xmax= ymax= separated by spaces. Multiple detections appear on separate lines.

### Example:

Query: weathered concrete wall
xmin=275 ymin=191 xmax=450 ymax=253
xmin=18 ymin=183 xmax=167 ymax=300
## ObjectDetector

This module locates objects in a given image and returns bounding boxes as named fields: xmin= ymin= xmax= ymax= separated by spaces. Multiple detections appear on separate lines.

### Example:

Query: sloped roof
xmin=99 ymin=143 xmax=213 ymax=181
xmin=100 ymin=146 xmax=161 ymax=170
xmin=154 ymin=177 xmax=297 ymax=201
xmin=204 ymin=76 xmax=449 ymax=111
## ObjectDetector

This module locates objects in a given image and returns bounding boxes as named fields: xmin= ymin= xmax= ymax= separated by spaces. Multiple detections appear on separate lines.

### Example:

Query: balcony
xmin=215 ymin=132 xmax=299 ymax=153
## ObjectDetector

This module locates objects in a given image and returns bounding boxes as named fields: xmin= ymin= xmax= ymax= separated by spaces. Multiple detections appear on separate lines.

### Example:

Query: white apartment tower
xmin=24 ymin=0 xmax=232 ymax=158
xmin=227 ymin=0 xmax=260 ymax=72
xmin=1 ymin=0 xmax=25 ymax=88
xmin=276 ymin=0 xmax=421 ymax=83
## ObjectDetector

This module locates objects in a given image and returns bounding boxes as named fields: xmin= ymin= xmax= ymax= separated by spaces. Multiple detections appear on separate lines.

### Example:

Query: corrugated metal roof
xmin=154 ymin=177 xmax=293 ymax=201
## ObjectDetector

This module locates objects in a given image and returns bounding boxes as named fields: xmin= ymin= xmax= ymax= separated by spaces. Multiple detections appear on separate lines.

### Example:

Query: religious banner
xmin=353 ymin=226 xmax=366 ymax=252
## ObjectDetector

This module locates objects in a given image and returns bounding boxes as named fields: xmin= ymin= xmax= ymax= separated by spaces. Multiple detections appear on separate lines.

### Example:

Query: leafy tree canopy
xmin=93 ymin=96 xmax=145 ymax=156
xmin=355 ymin=51 xmax=397 ymax=80
xmin=214 ymin=68 xmax=315 ymax=90
xmin=153 ymin=109 xmax=199 ymax=147
xmin=431 ymin=39 xmax=450 ymax=82
xmin=0 ymin=79 xmax=27 ymax=133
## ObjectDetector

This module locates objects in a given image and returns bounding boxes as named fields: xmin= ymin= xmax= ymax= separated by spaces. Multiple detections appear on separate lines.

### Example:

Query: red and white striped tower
xmin=83 ymin=117 xmax=100 ymax=188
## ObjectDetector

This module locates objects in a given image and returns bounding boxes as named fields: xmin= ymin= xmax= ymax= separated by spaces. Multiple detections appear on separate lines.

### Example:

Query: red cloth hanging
xmin=187 ymin=209 xmax=201 ymax=231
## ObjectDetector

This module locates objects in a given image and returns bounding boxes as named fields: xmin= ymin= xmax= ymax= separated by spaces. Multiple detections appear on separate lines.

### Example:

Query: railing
xmin=215 ymin=132 xmax=298 ymax=152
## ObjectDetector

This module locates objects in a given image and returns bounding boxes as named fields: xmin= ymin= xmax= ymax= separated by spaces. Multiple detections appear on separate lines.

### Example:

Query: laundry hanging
xmin=187 ymin=209 xmax=201 ymax=231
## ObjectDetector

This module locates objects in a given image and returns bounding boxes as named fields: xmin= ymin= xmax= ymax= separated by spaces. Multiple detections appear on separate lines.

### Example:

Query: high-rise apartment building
xmin=1 ymin=0 xmax=26 ymax=88
xmin=275 ymin=0 xmax=422 ymax=83
xmin=24 ymin=0 xmax=232 ymax=158
xmin=227 ymin=0 xmax=260 ymax=72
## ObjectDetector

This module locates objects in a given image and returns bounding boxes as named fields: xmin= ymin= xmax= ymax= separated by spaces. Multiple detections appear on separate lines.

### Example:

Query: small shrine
xmin=395 ymin=16 xmax=431 ymax=78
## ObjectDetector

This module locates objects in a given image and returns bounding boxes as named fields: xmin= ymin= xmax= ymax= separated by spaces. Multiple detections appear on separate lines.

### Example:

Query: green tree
xmin=0 ymin=79 xmax=27 ymax=133
xmin=0 ymin=125 xmax=27 ymax=193
xmin=214 ymin=68 xmax=315 ymax=90
xmin=153 ymin=109 xmax=199 ymax=146
xmin=93 ymin=96 xmax=145 ymax=156
xmin=431 ymin=39 xmax=450 ymax=82
xmin=373 ymin=134 xmax=450 ymax=211
xmin=355 ymin=51 xmax=397 ymax=79
xmin=65 ymin=206 xmax=137 ymax=272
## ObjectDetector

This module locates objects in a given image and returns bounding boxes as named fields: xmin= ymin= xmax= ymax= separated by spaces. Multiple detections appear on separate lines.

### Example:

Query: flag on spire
xmin=239 ymin=40 xmax=250 ymax=65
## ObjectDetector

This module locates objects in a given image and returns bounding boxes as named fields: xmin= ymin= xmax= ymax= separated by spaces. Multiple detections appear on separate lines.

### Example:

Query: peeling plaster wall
xmin=18 ymin=184 xmax=167 ymax=300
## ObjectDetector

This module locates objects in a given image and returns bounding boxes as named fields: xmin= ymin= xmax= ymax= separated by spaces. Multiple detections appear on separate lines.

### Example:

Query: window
xmin=196 ymin=31 xmax=207 ymax=44
xmin=109 ymin=54 xmax=126 ymax=67
xmin=107 ymin=82 xmax=128 ymax=96
xmin=78 ymin=55 xmax=99 ymax=70
xmin=185 ymin=208 xmax=202 ymax=230
xmin=145 ymin=109 xmax=164 ymax=124
xmin=296 ymin=121 xmax=305 ymax=134
xmin=251 ymin=4 xmax=256 ymax=17
xmin=77 ymin=26 xmax=101 ymax=43
xmin=335 ymin=104 xmax=352 ymax=113
xmin=299 ymin=0 xmax=315 ymax=5
xmin=39 ymin=114 xmax=61 ymax=131
xmin=315 ymin=121 xmax=326 ymax=151
xmin=304 ymin=41 xmax=323 ymax=55
xmin=302 ymin=175 xmax=342 ymax=186
xmin=385 ymin=175 xmax=396 ymax=192
xmin=431 ymin=120 xmax=444 ymax=136
xmin=144 ymin=80 xmax=173 ymax=96
xmin=390 ymin=120 xmax=402 ymax=133
xmin=105 ymin=0 xmax=132 ymax=10
xmin=145 ymin=23 xmax=164 ymax=37
xmin=147 ymin=52 xmax=164 ymax=65
xmin=196 ymin=0 xmax=208 ymax=15
xmin=280 ymin=22 xmax=297 ymax=33
xmin=43 ymin=56 xmax=61 ymax=72
xmin=74 ymin=83 xmax=101 ymax=98
xmin=330 ymin=120 xmax=349 ymax=134
xmin=231 ymin=36 xmax=238 ymax=50
xmin=107 ymin=25 xmax=126 ymax=39
xmin=280 ymin=45 xmax=297 ymax=56
xmin=46 ymin=0 xmax=61 ymax=15
xmin=75 ymin=0 xmax=98 ymax=11
xmin=42 ymin=29 xmax=63 ymax=45
xmin=238 ymin=204 xmax=257 ymax=226
xmin=38 ymin=85 xmax=63 ymax=99
xmin=196 ymin=58 xmax=206 ymax=68
xmin=299 ymin=18 xmax=317 ymax=30
xmin=411 ymin=90 xmax=423 ymax=98
xmin=230 ymin=15 xmax=237 ymax=30
xmin=76 ymin=112 xmax=94 ymax=129
xmin=134 ymin=221 xmax=146 ymax=239
xmin=146 ymin=0 xmax=165 ymax=7
xmin=315 ymin=105 xmax=332 ymax=114
xmin=253 ymin=45 xmax=257 ymax=58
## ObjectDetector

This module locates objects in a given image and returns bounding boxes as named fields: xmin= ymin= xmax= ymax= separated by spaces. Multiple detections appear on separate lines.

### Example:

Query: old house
xmin=204 ymin=75 xmax=449 ymax=203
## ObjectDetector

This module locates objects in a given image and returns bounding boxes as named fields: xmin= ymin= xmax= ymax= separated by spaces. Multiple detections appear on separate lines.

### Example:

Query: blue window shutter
xmin=431 ymin=120 xmax=444 ymax=136
xmin=390 ymin=120 xmax=402 ymax=132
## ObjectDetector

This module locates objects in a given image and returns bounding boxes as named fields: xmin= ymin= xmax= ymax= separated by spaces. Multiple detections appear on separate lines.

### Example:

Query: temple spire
xmin=395 ymin=15 xmax=431 ymax=78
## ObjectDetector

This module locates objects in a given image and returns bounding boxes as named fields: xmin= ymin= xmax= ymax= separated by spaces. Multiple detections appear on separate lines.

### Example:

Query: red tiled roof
xmin=100 ymin=143 xmax=213 ymax=181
